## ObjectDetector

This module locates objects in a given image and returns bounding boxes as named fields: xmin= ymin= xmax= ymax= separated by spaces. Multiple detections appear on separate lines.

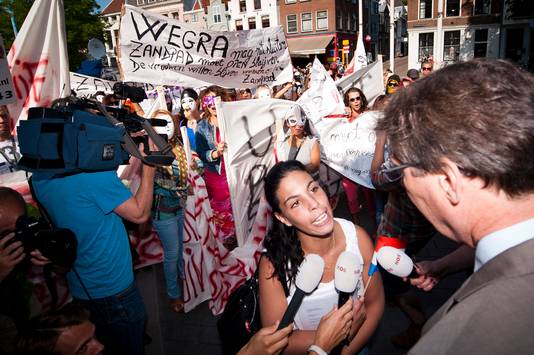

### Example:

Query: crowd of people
xmin=1 ymin=56 xmax=533 ymax=355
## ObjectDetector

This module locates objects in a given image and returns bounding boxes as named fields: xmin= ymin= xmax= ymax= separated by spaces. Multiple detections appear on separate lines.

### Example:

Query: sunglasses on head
xmin=349 ymin=96 xmax=361 ymax=102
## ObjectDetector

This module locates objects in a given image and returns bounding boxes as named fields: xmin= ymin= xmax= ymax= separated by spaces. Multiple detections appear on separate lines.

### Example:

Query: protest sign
xmin=336 ymin=56 xmax=384 ymax=101
xmin=7 ymin=0 xmax=70 ymax=131
xmin=298 ymin=59 xmax=384 ymax=188
xmin=0 ymin=36 xmax=15 ymax=106
xmin=69 ymin=72 xmax=116 ymax=97
xmin=217 ymin=98 xmax=290 ymax=246
xmin=120 ymin=5 xmax=293 ymax=88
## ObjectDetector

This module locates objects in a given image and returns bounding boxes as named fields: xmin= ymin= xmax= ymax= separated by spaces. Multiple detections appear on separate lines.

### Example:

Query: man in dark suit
xmin=376 ymin=58 xmax=534 ymax=354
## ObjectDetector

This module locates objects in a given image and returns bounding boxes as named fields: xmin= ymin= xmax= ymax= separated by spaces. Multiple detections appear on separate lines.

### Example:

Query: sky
xmin=96 ymin=0 xmax=112 ymax=11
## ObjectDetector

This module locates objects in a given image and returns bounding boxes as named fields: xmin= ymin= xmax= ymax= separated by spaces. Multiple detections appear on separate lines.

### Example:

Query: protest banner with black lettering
xmin=0 ymin=35 xmax=15 ymax=106
xmin=298 ymin=58 xmax=384 ymax=188
xmin=69 ymin=72 xmax=116 ymax=97
xmin=120 ymin=5 xmax=293 ymax=88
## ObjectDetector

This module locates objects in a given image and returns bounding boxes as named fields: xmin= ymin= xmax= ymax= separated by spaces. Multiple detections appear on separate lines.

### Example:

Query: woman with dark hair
xmin=195 ymin=85 xmax=236 ymax=246
xmin=259 ymin=161 xmax=384 ymax=355
xmin=150 ymin=109 xmax=190 ymax=313
xmin=342 ymin=88 xmax=376 ymax=226
xmin=179 ymin=88 xmax=201 ymax=151
xmin=275 ymin=105 xmax=321 ymax=175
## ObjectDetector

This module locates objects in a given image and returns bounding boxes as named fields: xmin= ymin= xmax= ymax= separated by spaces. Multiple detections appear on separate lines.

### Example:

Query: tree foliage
xmin=0 ymin=0 xmax=106 ymax=70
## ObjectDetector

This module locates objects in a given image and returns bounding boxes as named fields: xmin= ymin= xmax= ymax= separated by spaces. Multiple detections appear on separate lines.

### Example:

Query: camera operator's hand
xmin=0 ymin=233 xmax=25 ymax=281
xmin=30 ymin=249 xmax=51 ymax=267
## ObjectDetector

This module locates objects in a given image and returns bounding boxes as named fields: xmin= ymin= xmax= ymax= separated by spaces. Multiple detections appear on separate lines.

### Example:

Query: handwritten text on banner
xmin=120 ymin=5 xmax=293 ymax=88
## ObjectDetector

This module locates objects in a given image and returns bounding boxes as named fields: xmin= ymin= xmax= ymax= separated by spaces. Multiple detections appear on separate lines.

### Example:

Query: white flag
xmin=355 ymin=34 xmax=368 ymax=72
xmin=7 ymin=0 xmax=70 ymax=131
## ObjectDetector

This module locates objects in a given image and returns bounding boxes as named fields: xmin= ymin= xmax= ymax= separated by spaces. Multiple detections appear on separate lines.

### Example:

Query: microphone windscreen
xmin=295 ymin=254 xmax=325 ymax=293
xmin=335 ymin=251 xmax=359 ymax=293
xmin=377 ymin=246 xmax=414 ymax=277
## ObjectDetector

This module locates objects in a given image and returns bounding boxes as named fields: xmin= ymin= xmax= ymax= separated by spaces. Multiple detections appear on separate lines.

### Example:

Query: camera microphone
xmin=277 ymin=254 xmax=324 ymax=330
xmin=377 ymin=246 xmax=418 ymax=278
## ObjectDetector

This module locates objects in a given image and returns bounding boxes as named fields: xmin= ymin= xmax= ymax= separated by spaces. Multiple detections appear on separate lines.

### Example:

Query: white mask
xmin=257 ymin=88 xmax=271 ymax=99
xmin=181 ymin=97 xmax=197 ymax=112
xmin=284 ymin=105 xmax=306 ymax=127
xmin=153 ymin=114 xmax=175 ymax=139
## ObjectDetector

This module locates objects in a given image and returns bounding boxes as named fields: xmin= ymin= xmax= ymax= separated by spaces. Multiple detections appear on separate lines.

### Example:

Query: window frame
xmin=261 ymin=15 xmax=270 ymax=28
xmin=418 ymin=32 xmax=434 ymax=62
xmin=239 ymin=0 xmax=247 ymax=13
xmin=301 ymin=12 xmax=312 ymax=32
xmin=287 ymin=14 xmax=298 ymax=33
xmin=213 ymin=5 xmax=222 ymax=23
xmin=418 ymin=0 xmax=433 ymax=19
xmin=445 ymin=0 xmax=461 ymax=17
xmin=443 ymin=30 xmax=461 ymax=64
xmin=316 ymin=10 xmax=328 ymax=31
xmin=473 ymin=28 xmax=488 ymax=58
xmin=473 ymin=0 xmax=491 ymax=15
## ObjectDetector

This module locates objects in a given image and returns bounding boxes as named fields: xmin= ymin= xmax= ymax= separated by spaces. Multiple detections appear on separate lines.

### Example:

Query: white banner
xmin=120 ymin=5 xmax=293 ymax=88
xmin=0 ymin=35 xmax=15 ymax=106
xmin=336 ymin=57 xmax=384 ymax=100
xmin=299 ymin=59 xmax=385 ymax=188
xmin=7 ymin=0 xmax=70 ymax=130
xmin=69 ymin=72 xmax=116 ymax=97
xmin=217 ymin=98 xmax=290 ymax=246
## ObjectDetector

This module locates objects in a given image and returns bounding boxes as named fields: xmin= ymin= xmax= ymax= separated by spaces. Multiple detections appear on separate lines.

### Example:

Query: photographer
xmin=31 ymin=141 xmax=157 ymax=355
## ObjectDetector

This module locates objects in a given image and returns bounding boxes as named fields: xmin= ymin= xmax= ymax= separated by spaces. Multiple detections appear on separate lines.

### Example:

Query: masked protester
xmin=180 ymin=88 xmax=201 ymax=151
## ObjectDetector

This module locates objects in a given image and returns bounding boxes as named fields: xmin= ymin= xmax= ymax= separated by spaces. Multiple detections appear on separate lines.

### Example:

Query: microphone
xmin=376 ymin=246 xmax=418 ymax=278
xmin=277 ymin=254 xmax=324 ymax=330
xmin=335 ymin=251 xmax=360 ymax=308
xmin=368 ymin=236 xmax=408 ymax=277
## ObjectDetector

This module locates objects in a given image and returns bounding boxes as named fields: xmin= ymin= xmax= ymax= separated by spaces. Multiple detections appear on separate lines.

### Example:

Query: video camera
xmin=17 ymin=82 xmax=175 ymax=174
xmin=13 ymin=215 xmax=77 ymax=269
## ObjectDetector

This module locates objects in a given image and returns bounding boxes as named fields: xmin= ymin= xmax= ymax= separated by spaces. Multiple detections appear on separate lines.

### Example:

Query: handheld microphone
xmin=376 ymin=246 xmax=418 ymax=278
xmin=277 ymin=254 xmax=324 ymax=330
xmin=368 ymin=236 xmax=408 ymax=277
xmin=335 ymin=251 xmax=360 ymax=308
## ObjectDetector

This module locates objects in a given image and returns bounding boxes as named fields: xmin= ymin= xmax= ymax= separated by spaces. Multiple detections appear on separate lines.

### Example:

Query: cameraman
xmin=31 ymin=143 xmax=157 ymax=355
xmin=0 ymin=187 xmax=46 ymax=354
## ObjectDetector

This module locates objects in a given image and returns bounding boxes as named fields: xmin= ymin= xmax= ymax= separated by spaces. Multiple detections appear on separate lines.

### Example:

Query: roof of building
xmin=101 ymin=0 xmax=123 ymax=15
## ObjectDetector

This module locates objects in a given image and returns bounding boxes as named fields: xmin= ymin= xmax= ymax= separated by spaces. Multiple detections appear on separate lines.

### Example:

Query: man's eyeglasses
xmin=349 ymin=97 xmax=361 ymax=102
xmin=378 ymin=159 xmax=413 ymax=183
xmin=421 ymin=67 xmax=432 ymax=71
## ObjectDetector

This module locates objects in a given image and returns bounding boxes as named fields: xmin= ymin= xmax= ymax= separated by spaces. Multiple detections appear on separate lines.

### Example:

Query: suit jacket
xmin=409 ymin=238 xmax=534 ymax=355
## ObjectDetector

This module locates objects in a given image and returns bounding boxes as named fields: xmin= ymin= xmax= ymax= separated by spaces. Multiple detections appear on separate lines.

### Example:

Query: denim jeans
xmin=152 ymin=209 xmax=185 ymax=300
xmin=75 ymin=282 xmax=146 ymax=355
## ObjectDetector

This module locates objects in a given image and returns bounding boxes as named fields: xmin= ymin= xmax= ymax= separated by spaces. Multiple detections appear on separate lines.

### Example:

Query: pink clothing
xmin=342 ymin=177 xmax=375 ymax=218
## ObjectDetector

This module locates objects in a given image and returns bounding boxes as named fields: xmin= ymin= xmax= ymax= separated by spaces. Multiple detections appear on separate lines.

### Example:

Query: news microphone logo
xmin=377 ymin=246 xmax=418 ymax=278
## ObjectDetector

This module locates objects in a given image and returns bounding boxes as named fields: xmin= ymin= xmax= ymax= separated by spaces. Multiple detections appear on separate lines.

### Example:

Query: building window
xmin=352 ymin=13 xmax=357 ymax=31
xmin=446 ymin=0 xmax=460 ymax=17
xmin=236 ymin=19 xmax=243 ymax=30
xmin=474 ymin=0 xmax=490 ymax=15
xmin=137 ymin=0 xmax=145 ymax=4
xmin=346 ymin=13 xmax=350 ymax=30
xmin=301 ymin=13 xmax=312 ymax=32
xmin=418 ymin=32 xmax=434 ymax=61
xmin=474 ymin=28 xmax=488 ymax=57
xmin=254 ymin=0 xmax=261 ymax=10
xmin=262 ymin=15 xmax=270 ymax=28
xmin=443 ymin=30 xmax=460 ymax=63
xmin=285 ymin=0 xmax=297 ymax=3
xmin=336 ymin=10 xmax=342 ymax=30
xmin=192 ymin=13 xmax=198 ymax=22
xmin=213 ymin=6 xmax=221 ymax=23
xmin=248 ymin=17 xmax=257 ymax=29
xmin=240 ymin=0 xmax=246 ymax=12
xmin=419 ymin=0 xmax=432 ymax=19
xmin=172 ymin=12 xmax=179 ymax=19
xmin=287 ymin=14 xmax=297 ymax=33
xmin=317 ymin=10 xmax=328 ymax=31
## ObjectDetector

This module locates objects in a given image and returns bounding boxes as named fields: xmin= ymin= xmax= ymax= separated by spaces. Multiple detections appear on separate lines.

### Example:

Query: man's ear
xmin=439 ymin=158 xmax=462 ymax=205
xmin=274 ymin=212 xmax=292 ymax=227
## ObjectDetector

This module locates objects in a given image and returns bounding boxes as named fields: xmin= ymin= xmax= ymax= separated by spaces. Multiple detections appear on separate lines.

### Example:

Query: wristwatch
xmin=308 ymin=344 xmax=328 ymax=355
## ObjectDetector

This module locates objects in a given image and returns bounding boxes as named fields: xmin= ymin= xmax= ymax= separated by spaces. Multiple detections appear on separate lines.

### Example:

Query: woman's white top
xmin=286 ymin=218 xmax=365 ymax=330
xmin=276 ymin=135 xmax=318 ymax=166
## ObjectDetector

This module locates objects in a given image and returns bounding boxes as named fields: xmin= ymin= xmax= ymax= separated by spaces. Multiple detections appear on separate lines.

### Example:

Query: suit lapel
xmin=424 ymin=238 xmax=534 ymax=332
